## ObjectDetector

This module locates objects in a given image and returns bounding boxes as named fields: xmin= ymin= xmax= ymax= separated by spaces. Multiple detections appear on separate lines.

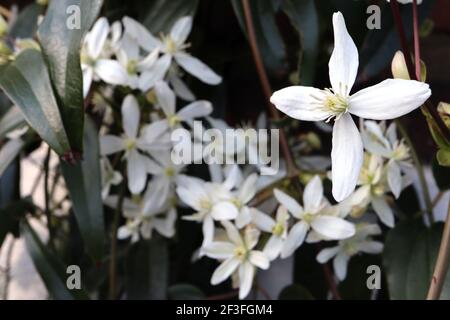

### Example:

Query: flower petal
xmin=270 ymin=86 xmax=331 ymax=121
xmin=100 ymin=135 xmax=125 ymax=155
xmin=202 ymin=242 xmax=235 ymax=259
xmin=387 ymin=160 xmax=402 ymax=199
xmin=122 ymin=94 xmax=140 ymax=138
xmin=251 ymin=208 xmax=275 ymax=233
xmin=222 ymin=220 xmax=244 ymax=246
xmin=174 ymin=52 xmax=222 ymax=85
xmin=333 ymin=252 xmax=350 ymax=281
xmin=316 ymin=246 xmax=340 ymax=263
xmin=303 ymin=175 xmax=323 ymax=212
xmin=211 ymin=201 xmax=239 ymax=221
xmin=349 ymin=79 xmax=431 ymax=120
xmin=281 ymin=221 xmax=309 ymax=258
xmin=238 ymin=173 xmax=258 ymax=204
xmin=127 ymin=150 xmax=147 ymax=194
xmin=274 ymin=189 xmax=303 ymax=218
xmin=263 ymin=235 xmax=284 ymax=261
xmin=328 ymin=12 xmax=359 ymax=96
xmin=95 ymin=59 xmax=129 ymax=86
xmin=154 ymin=81 xmax=176 ymax=116
xmin=170 ymin=75 xmax=196 ymax=101
xmin=177 ymin=101 xmax=213 ymax=120
xmin=331 ymin=114 xmax=363 ymax=202
xmin=82 ymin=67 xmax=94 ymax=98
xmin=170 ymin=16 xmax=192 ymax=45
xmin=235 ymin=207 xmax=252 ymax=229
xmin=139 ymin=54 xmax=172 ymax=92
xmin=87 ymin=17 xmax=109 ymax=59
xmin=122 ymin=16 xmax=162 ymax=51
xmin=238 ymin=262 xmax=255 ymax=299
xmin=358 ymin=241 xmax=384 ymax=254
xmin=249 ymin=251 xmax=270 ymax=270
xmin=211 ymin=257 xmax=240 ymax=285
xmin=310 ymin=215 xmax=355 ymax=240
xmin=372 ymin=196 xmax=395 ymax=228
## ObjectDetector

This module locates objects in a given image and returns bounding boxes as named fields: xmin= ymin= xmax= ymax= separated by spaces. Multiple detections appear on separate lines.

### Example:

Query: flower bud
xmin=391 ymin=50 xmax=427 ymax=81
xmin=36 ymin=0 xmax=49 ymax=6
xmin=437 ymin=102 xmax=450 ymax=129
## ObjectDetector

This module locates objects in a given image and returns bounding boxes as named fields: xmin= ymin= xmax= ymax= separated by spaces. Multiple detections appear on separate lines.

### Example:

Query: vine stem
xmin=389 ymin=0 xmax=450 ymax=144
xmin=427 ymin=199 xmax=450 ymax=299
xmin=241 ymin=0 xmax=297 ymax=177
xmin=396 ymin=120 xmax=434 ymax=223
xmin=241 ymin=0 xmax=341 ymax=300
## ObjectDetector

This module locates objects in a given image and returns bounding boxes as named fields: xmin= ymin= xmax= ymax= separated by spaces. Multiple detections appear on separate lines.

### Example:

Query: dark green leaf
xmin=126 ymin=235 xmax=169 ymax=299
xmin=0 ymin=105 xmax=26 ymax=140
xmin=9 ymin=3 xmax=46 ymax=38
xmin=231 ymin=0 xmax=286 ymax=73
xmin=61 ymin=117 xmax=105 ymax=261
xmin=279 ymin=284 xmax=314 ymax=300
xmin=38 ymin=0 xmax=103 ymax=152
xmin=168 ymin=284 xmax=206 ymax=300
xmin=140 ymin=0 xmax=199 ymax=34
xmin=282 ymin=0 xmax=318 ymax=85
xmin=21 ymin=219 xmax=90 ymax=300
xmin=0 ymin=49 xmax=71 ymax=155
xmin=383 ymin=219 xmax=450 ymax=299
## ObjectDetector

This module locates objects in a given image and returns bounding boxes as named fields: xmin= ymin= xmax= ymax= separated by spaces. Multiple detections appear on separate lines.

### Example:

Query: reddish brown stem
xmin=412 ymin=0 xmax=421 ymax=81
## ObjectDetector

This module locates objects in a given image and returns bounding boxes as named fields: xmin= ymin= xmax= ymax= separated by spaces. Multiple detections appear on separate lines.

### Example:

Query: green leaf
xmin=383 ymin=219 xmax=450 ymax=299
xmin=38 ymin=0 xmax=103 ymax=152
xmin=0 ymin=139 xmax=24 ymax=177
xmin=0 ymin=49 xmax=70 ymax=156
xmin=0 ymin=105 xmax=26 ymax=140
xmin=231 ymin=0 xmax=286 ymax=73
xmin=282 ymin=0 xmax=318 ymax=85
xmin=21 ymin=219 xmax=90 ymax=300
xmin=279 ymin=284 xmax=314 ymax=300
xmin=140 ymin=0 xmax=199 ymax=34
xmin=125 ymin=235 xmax=169 ymax=299
xmin=61 ymin=117 xmax=105 ymax=261
xmin=9 ymin=3 xmax=46 ymax=38
xmin=168 ymin=284 xmax=206 ymax=300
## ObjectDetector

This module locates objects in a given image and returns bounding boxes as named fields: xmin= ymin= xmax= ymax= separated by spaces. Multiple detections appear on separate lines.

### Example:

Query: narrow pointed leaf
xmin=0 ymin=105 xmax=26 ymax=140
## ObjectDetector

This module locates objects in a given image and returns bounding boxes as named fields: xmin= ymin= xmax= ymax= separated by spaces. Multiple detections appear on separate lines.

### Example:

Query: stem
xmin=396 ymin=120 xmax=434 ymax=223
xmin=1 ymin=238 xmax=14 ymax=300
xmin=241 ymin=0 xmax=297 ymax=176
xmin=108 ymin=183 xmax=125 ymax=300
xmin=432 ymin=191 xmax=444 ymax=209
xmin=43 ymin=147 xmax=56 ymax=251
xmin=427 ymin=199 xmax=450 ymax=299
xmin=390 ymin=0 xmax=450 ymax=144
xmin=322 ymin=261 xmax=342 ymax=300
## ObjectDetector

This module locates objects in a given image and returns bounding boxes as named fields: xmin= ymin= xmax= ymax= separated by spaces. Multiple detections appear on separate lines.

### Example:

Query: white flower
xmin=81 ymin=17 xmax=129 ymax=96
xmin=100 ymin=157 xmax=122 ymax=199
xmin=344 ymin=154 xmax=395 ymax=227
xmin=274 ymin=175 xmax=355 ymax=258
xmin=100 ymin=94 xmax=169 ymax=194
xmin=123 ymin=16 xmax=222 ymax=87
xmin=229 ymin=172 xmax=258 ymax=228
xmin=153 ymin=81 xmax=212 ymax=130
xmin=317 ymin=223 xmax=383 ymax=281
xmin=252 ymin=206 xmax=290 ymax=261
xmin=176 ymin=175 xmax=238 ymax=247
xmin=270 ymin=12 xmax=431 ymax=202
xmin=361 ymin=120 xmax=413 ymax=198
xmin=203 ymin=221 xmax=270 ymax=299
xmin=387 ymin=0 xmax=422 ymax=4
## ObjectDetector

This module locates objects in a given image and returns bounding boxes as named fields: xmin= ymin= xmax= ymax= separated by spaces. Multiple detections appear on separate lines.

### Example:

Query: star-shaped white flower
xmin=202 ymin=221 xmax=270 ymax=299
xmin=274 ymin=175 xmax=355 ymax=258
xmin=270 ymin=12 xmax=431 ymax=202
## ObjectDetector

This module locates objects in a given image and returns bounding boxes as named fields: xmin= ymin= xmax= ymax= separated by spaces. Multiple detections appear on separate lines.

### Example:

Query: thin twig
xmin=412 ymin=0 xmax=421 ymax=81
xmin=241 ymin=0 xmax=297 ymax=176
xmin=427 ymin=200 xmax=450 ymax=299
xmin=432 ymin=191 xmax=444 ymax=209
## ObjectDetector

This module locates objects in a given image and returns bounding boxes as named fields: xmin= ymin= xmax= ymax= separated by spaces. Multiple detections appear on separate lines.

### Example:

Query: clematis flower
xmin=123 ymin=16 xmax=222 ymax=87
xmin=153 ymin=81 xmax=212 ymax=131
xmin=100 ymin=94 xmax=169 ymax=194
xmin=81 ymin=17 xmax=129 ymax=97
xmin=202 ymin=222 xmax=270 ymax=299
xmin=228 ymin=172 xmax=258 ymax=228
xmin=252 ymin=206 xmax=290 ymax=261
xmin=317 ymin=223 xmax=383 ymax=281
xmin=100 ymin=157 xmax=123 ymax=199
xmin=270 ymin=12 xmax=431 ymax=202
xmin=274 ymin=175 xmax=355 ymax=258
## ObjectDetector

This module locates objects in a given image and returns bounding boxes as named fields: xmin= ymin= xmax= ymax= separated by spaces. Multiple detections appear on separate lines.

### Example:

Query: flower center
xmin=165 ymin=167 xmax=175 ymax=177
xmin=234 ymin=246 xmax=248 ymax=260
xmin=127 ymin=60 xmax=138 ymax=75
xmin=164 ymin=36 xmax=178 ymax=54
xmin=168 ymin=114 xmax=181 ymax=128
xmin=392 ymin=140 xmax=410 ymax=161
xmin=199 ymin=198 xmax=212 ymax=210
xmin=303 ymin=213 xmax=314 ymax=224
xmin=272 ymin=223 xmax=285 ymax=237
xmin=125 ymin=138 xmax=137 ymax=151
xmin=81 ymin=52 xmax=96 ymax=66
xmin=230 ymin=197 xmax=242 ymax=209
xmin=311 ymin=88 xmax=349 ymax=122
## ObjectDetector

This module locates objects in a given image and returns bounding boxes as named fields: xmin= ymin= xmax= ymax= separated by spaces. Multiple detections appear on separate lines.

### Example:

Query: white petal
xmin=349 ymin=79 xmax=431 ymax=120
xmin=122 ymin=16 xmax=162 ymax=51
xmin=174 ymin=52 xmax=222 ymax=85
xmin=82 ymin=67 xmax=94 ymax=98
xmin=238 ymin=174 xmax=258 ymax=204
xmin=358 ymin=241 xmax=384 ymax=254
xmin=270 ymin=86 xmax=332 ymax=121
xmin=127 ymin=150 xmax=147 ymax=194
xmin=170 ymin=16 xmax=192 ymax=45
xmin=331 ymin=114 xmax=363 ymax=202
xmin=273 ymin=189 xmax=303 ymax=218
xmin=316 ymin=246 xmax=341 ymax=263
xmin=140 ymin=120 xmax=169 ymax=142
xmin=235 ymin=207 xmax=252 ymax=229
xmin=177 ymin=101 xmax=213 ymax=120
xmin=137 ymin=48 xmax=160 ymax=71
xmin=154 ymin=210 xmax=176 ymax=238
xmin=263 ymin=236 xmax=284 ymax=261
xmin=139 ymin=54 xmax=172 ymax=92
xmin=202 ymin=242 xmax=235 ymax=259
xmin=281 ymin=221 xmax=309 ymax=258
xmin=154 ymin=81 xmax=176 ymax=116
xmin=238 ymin=262 xmax=255 ymax=299
xmin=87 ymin=17 xmax=109 ymax=59
xmin=117 ymin=225 xmax=132 ymax=240
xmin=328 ymin=12 xmax=359 ymax=96
xmin=222 ymin=220 xmax=244 ymax=246
xmin=303 ymin=175 xmax=323 ymax=211
xmin=122 ymin=94 xmax=140 ymax=138
xmin=100 ymin=135 xmax=125 ymax=155
xmin=202 ymin=215 xmax=215 ymax=248
xmin=372 ymin=196 xmax=395 ymax=228
xmin=251 ymin=208 xmax=275 ymax=233
xmin=95 ymin=59 xmax=129 ymax=86
xmin=387 ymin=160 xmax=402 ymax=198
xmin=249 ymin=251 xmax=270 ymax=270
xmin=211 ymin=257 xmax=240 ymax=285
xmin=311 ymin=215 xmax=355 ymax=240
xmin=211 ymin=201 xmax=239 ymax=221
xmin=170 ymin=75 xmax=196 ymax=101
xmin=333 ymin=252 xmax=350 ymax=281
